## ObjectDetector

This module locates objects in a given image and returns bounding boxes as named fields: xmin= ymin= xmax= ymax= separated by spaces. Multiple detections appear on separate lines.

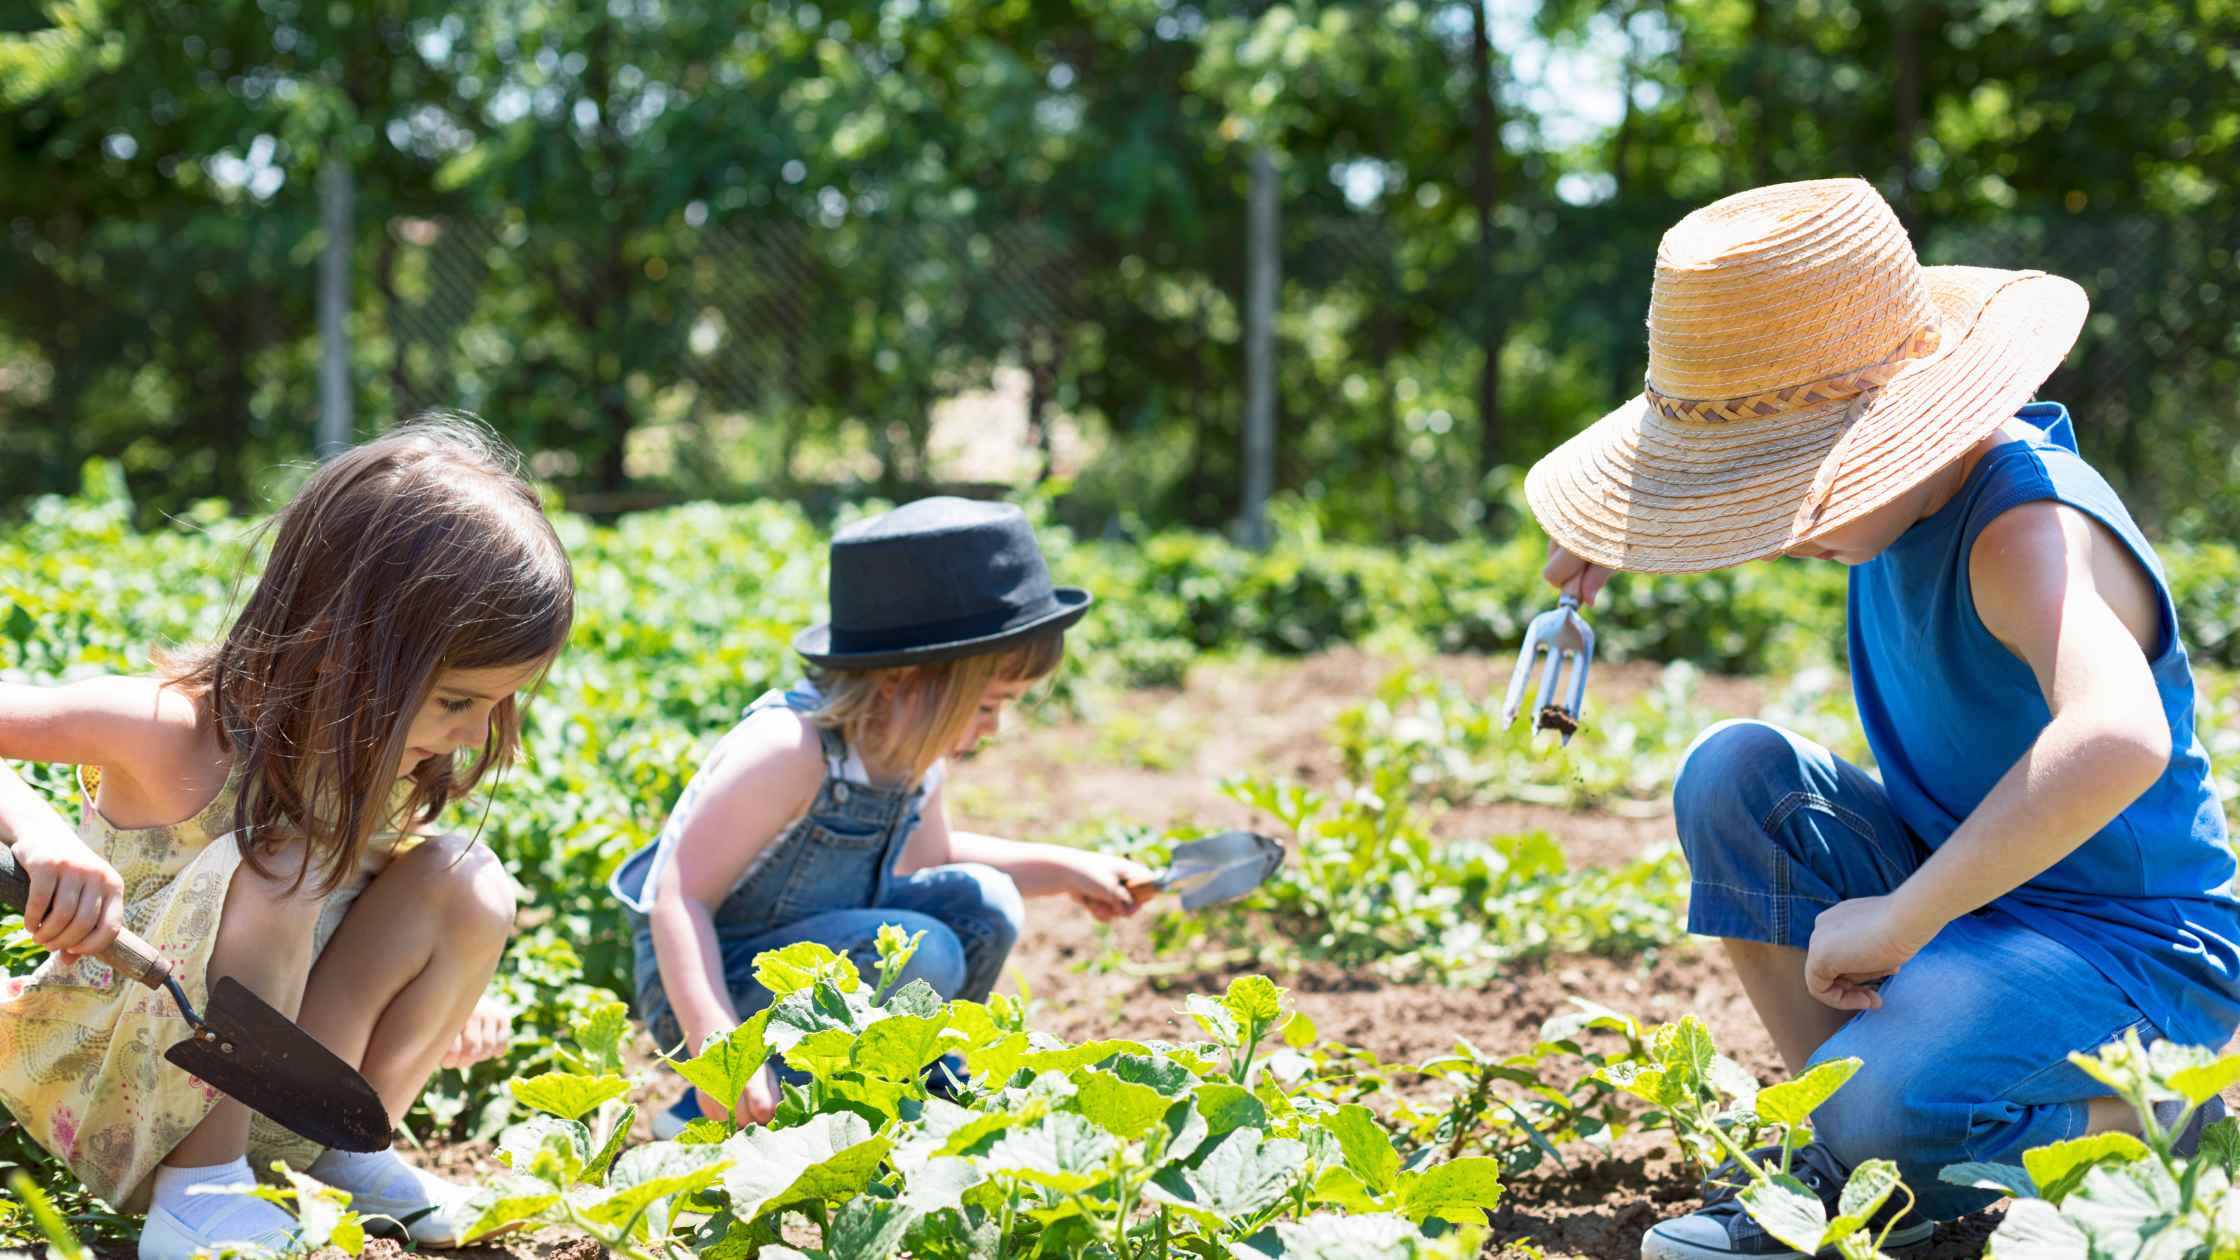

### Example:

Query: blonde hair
xmin=811 ymin=629 xmax=1066 ymax=785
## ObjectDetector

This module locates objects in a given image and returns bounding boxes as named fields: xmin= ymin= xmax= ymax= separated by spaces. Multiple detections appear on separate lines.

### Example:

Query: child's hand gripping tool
xmin=0 ymin=842 xmax=394 ymax=1152
xmin=1502 ymin=592 xmax=1595 ymax=746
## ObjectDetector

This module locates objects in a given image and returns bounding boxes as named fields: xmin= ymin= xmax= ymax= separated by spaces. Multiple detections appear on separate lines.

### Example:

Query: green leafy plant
xmin=1940 ymin=1031 xmax=2240 ymax=1259
xmin=466 ymin=936 xmax=1504 ymax=1259
xmin=1604 ymin=1016 xmax=1917 ymax=1260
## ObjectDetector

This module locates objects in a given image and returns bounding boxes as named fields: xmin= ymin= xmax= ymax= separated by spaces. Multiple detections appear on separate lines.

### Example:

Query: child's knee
xmin=1673 ymin=720 xmax=1806 ymax=860
xmin=397 ymin=835 xmax=518 ymax=947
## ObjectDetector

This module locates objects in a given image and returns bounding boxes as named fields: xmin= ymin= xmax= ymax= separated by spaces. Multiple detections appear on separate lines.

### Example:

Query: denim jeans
xmin=1675 ymin=719 xmax=2159 ymax=1219
xmin=633 ymin=861 xmax=1025 ymax=1054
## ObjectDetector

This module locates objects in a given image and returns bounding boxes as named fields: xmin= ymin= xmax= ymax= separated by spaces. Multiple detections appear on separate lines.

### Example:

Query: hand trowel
xmin=0 ymin=843 xmax=394 ymax=1152
xmin=1127 ymin=829 xmax=1286 ymax=910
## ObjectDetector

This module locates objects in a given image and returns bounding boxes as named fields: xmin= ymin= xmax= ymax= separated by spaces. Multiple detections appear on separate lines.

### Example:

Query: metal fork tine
xmin=1533 ymin=633 xmax=1564 ymax=727
xmin=1501 ymin=632 xmax=1544 ymax=726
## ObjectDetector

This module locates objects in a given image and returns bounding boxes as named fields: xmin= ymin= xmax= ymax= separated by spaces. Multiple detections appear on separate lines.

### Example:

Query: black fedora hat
xmin=794 ymin=497 xmax=1093 ymax=670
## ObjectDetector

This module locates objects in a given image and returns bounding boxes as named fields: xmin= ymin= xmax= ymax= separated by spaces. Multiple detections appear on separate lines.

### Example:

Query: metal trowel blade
xmin=1163 ymin=830 xmax=1287 ymax=911
xmin=162 ymin=977 xmax=393 ymax=1152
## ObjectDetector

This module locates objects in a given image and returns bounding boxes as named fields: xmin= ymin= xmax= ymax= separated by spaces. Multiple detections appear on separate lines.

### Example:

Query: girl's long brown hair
xmin=163 ymin=415 xmax=575 ymax=895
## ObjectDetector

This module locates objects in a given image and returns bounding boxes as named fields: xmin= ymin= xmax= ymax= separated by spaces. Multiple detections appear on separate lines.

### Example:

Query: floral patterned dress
xmin=0 ymin=766 xmax=402 ymax=1210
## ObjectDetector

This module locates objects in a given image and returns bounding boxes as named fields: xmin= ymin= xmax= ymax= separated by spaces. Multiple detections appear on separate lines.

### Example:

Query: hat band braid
xmin=1643 ymin=324 xmax=1944 ymax=425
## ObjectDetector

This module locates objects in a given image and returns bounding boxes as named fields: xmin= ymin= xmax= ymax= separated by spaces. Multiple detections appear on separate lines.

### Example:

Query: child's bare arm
xmin=0 ymin=677 xmax=198 ymax=963
xmin=1804 ymin=501 xmax=2173 ymax=1007
xmin=897 ymin=781 xmax=1154 ymax=921
xmin=646 ymin=712 xmax=823 ymax=1052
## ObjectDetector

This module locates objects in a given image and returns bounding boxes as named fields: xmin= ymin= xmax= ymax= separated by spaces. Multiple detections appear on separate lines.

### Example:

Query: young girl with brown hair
xmin=0 ymin=418 xmax=575 ymax=1259
xmin=612 ymin=496 xmax=1153 ymax=1134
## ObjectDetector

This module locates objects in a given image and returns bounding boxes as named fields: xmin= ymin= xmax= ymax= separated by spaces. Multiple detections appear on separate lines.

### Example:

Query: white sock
xmin=308 ymin=1146 xmax=457 ymax=1206
xmin=150 ymin=1159 xmax=295 ymax=1242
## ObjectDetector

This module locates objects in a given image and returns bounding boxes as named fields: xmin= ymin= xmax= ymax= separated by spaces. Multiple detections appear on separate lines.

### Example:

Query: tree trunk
xmin=1891 ymin=0 xmax=1924 ymax=233
xmin=1239 ymin=145 xmax=1279 ymax=550
xmin=1470 ymin=0 xmax=1506 ymax=497
xmin=317 ymin=157 xmax=355 ymax=458
xmin=1027 ymin=331 xmax=1058 ymax=483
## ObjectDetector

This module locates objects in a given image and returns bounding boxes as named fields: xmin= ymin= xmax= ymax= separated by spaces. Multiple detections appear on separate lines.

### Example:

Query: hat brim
xmin=793 ymin=588 xmax=1093 ymax=670
xmin=1526 ymin=266 xmax=2089 ymax=573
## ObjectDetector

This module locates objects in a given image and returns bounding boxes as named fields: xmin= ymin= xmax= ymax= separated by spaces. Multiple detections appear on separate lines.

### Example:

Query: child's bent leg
xmin=294 ymin=835 xmax=516 ymax=1121
xmin=1673 ymin=720 xmax=1924 ymax=1074
xmin=873 ymin=864 xmax=1023 ymax=1003
xmin=163 ymin=854 xmax=326 ymax=1168
xmin=1805 ymin=912 xmax=2150 ymax=1219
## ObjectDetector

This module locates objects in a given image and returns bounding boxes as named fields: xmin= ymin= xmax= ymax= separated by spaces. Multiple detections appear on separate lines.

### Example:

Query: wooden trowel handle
xmin=0 ymin=842 xmax=174 ymax=990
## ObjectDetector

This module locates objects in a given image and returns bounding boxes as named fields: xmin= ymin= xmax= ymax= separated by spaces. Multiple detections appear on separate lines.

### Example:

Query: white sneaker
xmin=348 ymin=1173 xmax=478 ymax=1247
xmin=138 ymin=1202 xmax=299 ymax=1260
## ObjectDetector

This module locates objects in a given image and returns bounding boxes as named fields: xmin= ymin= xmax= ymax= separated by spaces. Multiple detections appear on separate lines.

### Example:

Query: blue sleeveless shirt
xmin=1850 ymin=402 xmax=2240 ymax=1050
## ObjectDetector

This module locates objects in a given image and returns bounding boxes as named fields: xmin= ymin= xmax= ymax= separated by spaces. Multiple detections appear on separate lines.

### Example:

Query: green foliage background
xmin=2 ymin=0 xmax=2234 ymax=541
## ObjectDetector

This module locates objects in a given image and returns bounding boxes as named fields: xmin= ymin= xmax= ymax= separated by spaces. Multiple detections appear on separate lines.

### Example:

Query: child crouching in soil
xmin=1524 ymin=178 xmax=2239 ymax=1260
xmin=0 ymin=418 xmax=574 ymax=1259
xmin=612 ymin=496 xmax=1155 ymax=1135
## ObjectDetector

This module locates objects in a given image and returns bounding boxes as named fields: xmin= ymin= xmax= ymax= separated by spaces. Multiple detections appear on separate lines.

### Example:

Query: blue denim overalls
xmin=610 ymin=686 xmax=1024 ymax=1052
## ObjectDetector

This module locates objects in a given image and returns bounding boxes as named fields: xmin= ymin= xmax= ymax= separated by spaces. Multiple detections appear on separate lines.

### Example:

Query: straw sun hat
xmin=1525 ymin=177 xmax=2088 ymax=572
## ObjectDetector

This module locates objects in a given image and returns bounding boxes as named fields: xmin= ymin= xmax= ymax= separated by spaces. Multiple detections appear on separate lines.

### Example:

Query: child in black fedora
xmin=612 ymin=496 xmax=1154 ymax=1133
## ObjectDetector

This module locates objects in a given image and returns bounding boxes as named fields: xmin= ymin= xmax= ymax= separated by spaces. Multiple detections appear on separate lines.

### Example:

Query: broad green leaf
xmin=1264 ymin=1212 xmax=1479 ymax=1259
xmin=1108 ymin=1052 xmax=1195 ymax=1096
xmin=898 ymin=1156 xmax=982 ymax=1217
xmin=1651 ymin=1017 xmax=1717 ymax=1086
xmin=1073 ymin=1069 xmax=1172 ymax=1140
xmin=583 ymin=1145 xmax=731 ymax=1235
xmin=755 ymin=941 xmax=858 ymax=995
xmin=2199 ymin=1117 xmax=2240 ymax=1175
xmin=2058 ymin=1159 xmax=2182 ymax=1256
xmin=2022 ymin=1132 xmax=2152 ymax=1204
xmin=1186 ymin=993 xmax=1241 ymax=1046
xmin=1596 ymin=1062 xmax=1673 ymax=1107
xmin=1323 ymin=1104 xmax=1401 ymax=1195
xmin=1194 ymin=1081 xmax=1268 ymax=1134
xmin=1311 ymin=1164 xmax=1384 ymax=1213
xmin=1151 ymin=1128 xmax=1306 ymax=1226
xmin=1755 ymin=1058 xmax=1858 ymax=1127
xmin=718 ymin=1113 xmax=889 ymax=1221
xmin=460 ymin=1188 xmax=565 ymax=1243
xmin=1282 ymin=1010 xmax=1319 ymax=1049
xmin=782 ymin=1027 xmax=860 ymax=1077
xmin=1221 ymin=975 xmax=1287 ymax=1030
xmin=1397 ymin=1157 xmax=1505 ymax=1224
xmin=1706 ymin=1055 xmax=1763 ymax=1110
xmin=2167 ymin=1055 xmax=2240 ymax=1106
xmin=1939 ymin=1161 xmax=2038 ymax=1199
xmin=569 ymin=999 xmax=632 ymax=1075
xmin=1740 ymin=1174 xmax=1830 ymax=1255
xmin=671 ymin=1011 xmax=773 ymax=1117
xmin=822 ymin=1197 xmax=919 ymax=1260
xmin=851 ymin=1012 xmax=951 ymax=1081
xmin=1822 ymin=1158 xmax=1899 ymax=1239
xmin=984 ymin=1112 xmax=1121 ymax=1194
xmin=936 ymin=1100 xmax=1047 ymax=1158
xmin=1984 ymin=1198 xmax=2091 ymax=1260
xmin=1018 ymin=1037 xmax=1156 ymax=1076
xmin=508 ymin=1072 xmax=631 ymax=1123
xmin=882 ymin=978 xmax=944 ymax=1018
xmin=496 ymin=1116 xmax=590 ymax=1185
xmin=277 ymin=1167 xmax=353 ymax=1250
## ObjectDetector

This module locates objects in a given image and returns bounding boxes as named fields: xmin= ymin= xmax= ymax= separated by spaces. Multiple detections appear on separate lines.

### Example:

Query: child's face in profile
xmin=952 ymin=677 xmax=1035 ymax=757
xmin=399 ymin=659 xmax=547 ymax=777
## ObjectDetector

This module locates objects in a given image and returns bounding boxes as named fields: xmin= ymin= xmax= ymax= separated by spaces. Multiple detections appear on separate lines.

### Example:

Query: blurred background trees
xmin=2 ymin=0 xmax=2233 ymax=541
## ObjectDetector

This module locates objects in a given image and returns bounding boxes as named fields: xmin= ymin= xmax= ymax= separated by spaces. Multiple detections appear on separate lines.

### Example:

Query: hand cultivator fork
xmin=1503 ymin=593 xmax=1595 ymax=746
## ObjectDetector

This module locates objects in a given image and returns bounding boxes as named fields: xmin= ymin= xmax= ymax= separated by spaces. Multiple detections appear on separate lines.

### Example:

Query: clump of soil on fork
xmin=1536 ymin=705 xmax=1580 ymax=738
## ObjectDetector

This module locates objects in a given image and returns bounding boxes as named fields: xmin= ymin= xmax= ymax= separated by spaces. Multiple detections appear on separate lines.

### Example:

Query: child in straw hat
xmin=1528 ymin=178 xmax=2239 ymax=1260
